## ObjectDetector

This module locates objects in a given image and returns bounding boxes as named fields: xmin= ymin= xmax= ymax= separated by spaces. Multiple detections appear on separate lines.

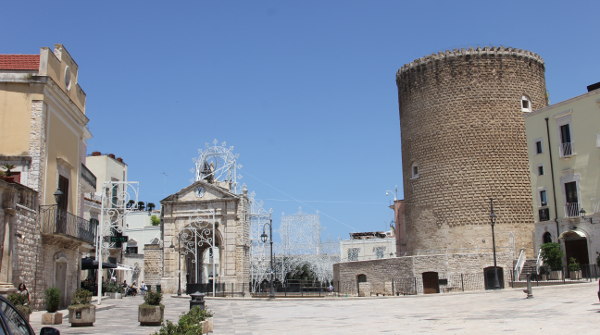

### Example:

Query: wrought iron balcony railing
xmin=565 ymin=202 xmax=580 ymax=218
xmin=559 ymin=142 xmax=574 ymax=157
xmin=40 ymin=205 xmax=97 ymax=244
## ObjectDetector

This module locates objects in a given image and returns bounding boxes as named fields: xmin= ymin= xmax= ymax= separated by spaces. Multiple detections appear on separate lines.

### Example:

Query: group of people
xmin=121 ymin=280 xmax=147 ymax=296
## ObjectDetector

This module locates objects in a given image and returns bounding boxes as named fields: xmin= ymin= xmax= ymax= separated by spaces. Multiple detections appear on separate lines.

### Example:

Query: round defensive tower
xmin=396 ymin=47 xmax=547 ymax=257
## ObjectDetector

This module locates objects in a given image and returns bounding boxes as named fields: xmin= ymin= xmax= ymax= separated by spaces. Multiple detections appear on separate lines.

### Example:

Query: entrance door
xmin=564 ymin=236 xmax=589 ymax=275
xmin=484 ymin=266 xmax=504 ymax=289
xmin=564 ymin=181 xmax=578 ymax=217
xmin=422 ymin=272 xmax=439 ymax=294
xmin=55 ymin=262 xmax=67 ymax=308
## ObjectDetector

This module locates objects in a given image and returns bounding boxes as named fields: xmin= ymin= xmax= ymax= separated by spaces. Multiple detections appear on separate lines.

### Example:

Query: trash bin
xmin=189 ymin=291 xmax=205 ymax=310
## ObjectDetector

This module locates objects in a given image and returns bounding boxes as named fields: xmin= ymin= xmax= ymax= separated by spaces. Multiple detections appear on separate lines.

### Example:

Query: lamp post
xmin=489 ymin=198 xmax=501 ymax=289
xmin=260 ymin=219 xmax=274 ymax=298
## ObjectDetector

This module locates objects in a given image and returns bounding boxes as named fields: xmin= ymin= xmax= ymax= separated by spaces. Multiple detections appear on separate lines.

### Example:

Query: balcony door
xmin=564 ymin=181 xmax=578 ymax=217
xmin=560 ymin=124 xmax=572 ymax=156
xmin=57 ymin=176 xmax=69 ymax=234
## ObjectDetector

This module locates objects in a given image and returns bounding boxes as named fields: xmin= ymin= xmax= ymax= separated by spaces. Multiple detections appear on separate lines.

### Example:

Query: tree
xmin=147 ymin=203 xmax=156 ymax=212
xmin=541 ymin=242 xmax=563 ymax=271
xmin=150 ymin=215 xmax=160 ymax=226
xmin=126 ymin=200 xmax=136 ymax=209
xmin=137 ymin=201 xmax=145 ymax=211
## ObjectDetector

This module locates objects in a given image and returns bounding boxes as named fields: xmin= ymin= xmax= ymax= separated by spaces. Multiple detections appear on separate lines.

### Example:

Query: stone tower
xmin=396 ymin=47 xmax=547 ymax=258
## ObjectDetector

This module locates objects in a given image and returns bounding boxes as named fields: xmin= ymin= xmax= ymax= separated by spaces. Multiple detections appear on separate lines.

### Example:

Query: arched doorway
xmin=483 ymin=266 xmax=504 ymax=289
xmin=179 ymin=220 xmax=221 ymax=293
xmin=356 ymin=274 xmax=367 ymax=294
xmin=422 ymin=272 xmax=439 ymax=294
xmin=560 ymin=230 xmax=589 ymax=274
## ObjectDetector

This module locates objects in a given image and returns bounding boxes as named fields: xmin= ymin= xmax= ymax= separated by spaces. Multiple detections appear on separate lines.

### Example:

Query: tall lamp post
xmin=260 ymin=219 xmax=275 ymax=298
xmin=170 ymin=233 xmax=182 ymax=296
xmin=489 ymin=198 xmax=501 ymax=289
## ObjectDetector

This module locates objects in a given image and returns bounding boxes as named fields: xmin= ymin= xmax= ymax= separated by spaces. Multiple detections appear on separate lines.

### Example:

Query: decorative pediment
xmin=161 ymin=180 xmax=238 ymax=203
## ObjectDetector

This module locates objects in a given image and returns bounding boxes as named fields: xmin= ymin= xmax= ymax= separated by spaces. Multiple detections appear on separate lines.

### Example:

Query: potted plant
xmin=541 ymin=242 xmax=564 ymax=280
xmin=41 ymin=287 xmax=62 ymax=325
xmin=7 ymin=293 xmax=31 ymax=322
xmin=568 ymin=257 xmax=582 ymax=280
xmin=139 ymin=290 xmax=164 ymax=326
xmin=105 ymin=281 xmax=123 ymax=299
xmin=68 ymin=288 xmax=95 ymax=327
xmin=153 ymin=306 xmax=213 ymax=334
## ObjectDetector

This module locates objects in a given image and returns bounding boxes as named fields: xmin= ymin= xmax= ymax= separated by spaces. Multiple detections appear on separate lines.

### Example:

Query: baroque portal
xmin=160 ymin=141 xmax=250 ymax=295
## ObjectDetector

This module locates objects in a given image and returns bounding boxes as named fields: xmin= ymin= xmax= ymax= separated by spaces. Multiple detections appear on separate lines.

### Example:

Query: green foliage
xmin=150 ymin=215 xmax=161 ymax=226
xmin=7 ymin=293 xmax=31 ymax=315
xmin=1 ymin=164 xmax=15 ymax=174
xmin=152 ymin=307 xmax=213 ymax=335
xmin=70 ymin=288 xmax=92 ymax=307
xmin=568 ymin=257 xmax=581 ymax=272
xmin=287 ymin=263 xmax=316 ymax=281
xmin=541 ymin=242 xmax=564 ymax=271
xmin=45 ymin=287 xmax=61 ymax=313
xmin=144 ymin=290 xmax=162 ymax=306
xmin=105 ymin=282 xmax=123 ymax=293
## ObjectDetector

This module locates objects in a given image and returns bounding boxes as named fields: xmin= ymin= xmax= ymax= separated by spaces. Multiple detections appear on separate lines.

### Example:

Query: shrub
xmin=541 ymin=242 xmax=563 ymax=271
xmin=45 ymin=287 xmax=60 ymax=313
xmin=152 ymin=306 xmax=213 ymax=335
xmin=7 ymin=293 xmax=31 ymax=315
xmin=70 ymin=288 xmax=92 ymax=307
xmin=568 ymin=257 xmax=581 ymax=272
xmin=105 ymin=282 xmax=123 ymax=293
xmin=143 ymin=290 xmax=162 ymax=306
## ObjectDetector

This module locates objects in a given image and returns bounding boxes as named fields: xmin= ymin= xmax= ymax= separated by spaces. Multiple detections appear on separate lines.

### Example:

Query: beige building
xmin=525 ymin=83 xmax=600 ymax=268
xmin=0 ymin=45 xmax=96 ymax=307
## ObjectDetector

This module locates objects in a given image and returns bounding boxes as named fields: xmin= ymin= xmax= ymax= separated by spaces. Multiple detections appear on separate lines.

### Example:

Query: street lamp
xmin=53 ymin=188 xmax=63 ymax=204
xmin=489 ymin=198 xmax=501 ymax=289
xmin=260 ymin=219 xmax=275 ymax=298
xmin=579 ymin=208 xmax=593 ymax=224
xmin=170 ymin=234 xmax=182 ymax=296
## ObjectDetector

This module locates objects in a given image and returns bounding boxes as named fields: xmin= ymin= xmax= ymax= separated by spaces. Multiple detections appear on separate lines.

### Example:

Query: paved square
xmin=29 ymin=282 xmax=599 ymax=334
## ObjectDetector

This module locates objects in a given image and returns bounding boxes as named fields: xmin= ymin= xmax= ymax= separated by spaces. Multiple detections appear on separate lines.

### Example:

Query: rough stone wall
xmin=334 ymin=252 xmax=512 ymax=295
xmin=27 ymin=101 xmax=46 ymax=194
xmin=39 ymin=241 xmax=80 ymax=308
xmin=144 ymin=244 xmax=162 ymax=286
xmin=396 ymin=47 xmax=547 ymax=258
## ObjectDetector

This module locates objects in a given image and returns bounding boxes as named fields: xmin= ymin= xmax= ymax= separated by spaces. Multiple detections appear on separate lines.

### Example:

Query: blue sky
xmin=3 ymin=1 xmax=599 ymax=241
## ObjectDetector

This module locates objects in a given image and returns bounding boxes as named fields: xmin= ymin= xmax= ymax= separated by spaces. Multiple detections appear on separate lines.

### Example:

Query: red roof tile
xmin=0 ymin=55 xmax=40 ymax=70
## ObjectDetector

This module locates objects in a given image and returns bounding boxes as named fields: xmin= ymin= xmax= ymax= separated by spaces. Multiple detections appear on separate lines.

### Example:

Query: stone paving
xmin=29 ymin=282 xmax=600 ymax=334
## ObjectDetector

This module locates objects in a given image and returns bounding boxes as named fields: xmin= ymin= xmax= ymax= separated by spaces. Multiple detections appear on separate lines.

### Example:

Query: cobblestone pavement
xmin=29 ymin=282 xmax=600 ymax=334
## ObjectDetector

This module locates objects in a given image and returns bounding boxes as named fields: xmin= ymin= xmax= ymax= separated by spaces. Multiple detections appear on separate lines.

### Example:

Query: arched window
xmin=521 ymin=95 xmax=532 ymax=112
xmin=543 ymin=232 xmax=552 ymax=244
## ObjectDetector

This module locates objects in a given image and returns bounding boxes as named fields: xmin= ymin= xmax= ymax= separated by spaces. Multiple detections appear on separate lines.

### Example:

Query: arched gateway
xmin=158 ymin=142 xmax=250 ymax=295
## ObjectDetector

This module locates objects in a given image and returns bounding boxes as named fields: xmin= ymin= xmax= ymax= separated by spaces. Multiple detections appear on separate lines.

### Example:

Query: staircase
xmin=518 ymin=259 xmax=538 ymax=281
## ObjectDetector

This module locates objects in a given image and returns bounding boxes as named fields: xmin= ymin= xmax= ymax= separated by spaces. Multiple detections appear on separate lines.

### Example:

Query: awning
xmin=113 ymin=266 xmax=133 ymax=271
xmin=81 ymin=257 xmax=117 ymax=270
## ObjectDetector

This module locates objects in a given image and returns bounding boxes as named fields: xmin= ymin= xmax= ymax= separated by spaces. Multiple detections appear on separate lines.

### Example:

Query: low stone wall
xmin=334 ymin=252 xmax=512 ymax=296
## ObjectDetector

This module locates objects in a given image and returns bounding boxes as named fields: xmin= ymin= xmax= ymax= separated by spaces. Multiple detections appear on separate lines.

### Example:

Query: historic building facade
xmin=159 ymin=180 xmax=250 ymax=294
xmin=526 ymin=83 xmax=600 ymax=268
xmin=334 ymin=47 xmax=547 ymax=295
xmin=0 ymin=45 xmax=96 ymax=307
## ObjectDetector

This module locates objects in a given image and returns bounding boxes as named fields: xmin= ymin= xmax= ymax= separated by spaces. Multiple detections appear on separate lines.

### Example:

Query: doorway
xmin=422 ymin=272 xmax=439 ymax=294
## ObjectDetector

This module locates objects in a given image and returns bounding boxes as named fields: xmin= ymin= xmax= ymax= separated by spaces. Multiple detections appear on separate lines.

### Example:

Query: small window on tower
xmin=521 ymin=96 xmax=532 ymax=112
xmin=537 ymin=165 xmax=544 ymax=176
xmin=411 ymin=163 xmax=419 ymax=179
xmin=535 ymin=140 xmax=543 ymax=154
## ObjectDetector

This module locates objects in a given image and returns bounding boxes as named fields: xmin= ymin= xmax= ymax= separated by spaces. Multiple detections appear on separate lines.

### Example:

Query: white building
xmin=340 ymin=231 xmax=396 ymax=262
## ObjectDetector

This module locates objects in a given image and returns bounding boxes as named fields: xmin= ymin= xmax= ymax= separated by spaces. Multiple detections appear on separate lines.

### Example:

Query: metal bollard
xmin=189 ymin=291 xmax=206 ymax=310
xmin=525 ymin=275 xmax=533 ymax=299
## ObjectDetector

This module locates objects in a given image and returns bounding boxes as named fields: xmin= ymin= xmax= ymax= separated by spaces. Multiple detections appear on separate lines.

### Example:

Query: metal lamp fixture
xmin=53 ymin=188 xmax=63 ymax=204
xmin=579 ymin=208 xmax=593 ymax=224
